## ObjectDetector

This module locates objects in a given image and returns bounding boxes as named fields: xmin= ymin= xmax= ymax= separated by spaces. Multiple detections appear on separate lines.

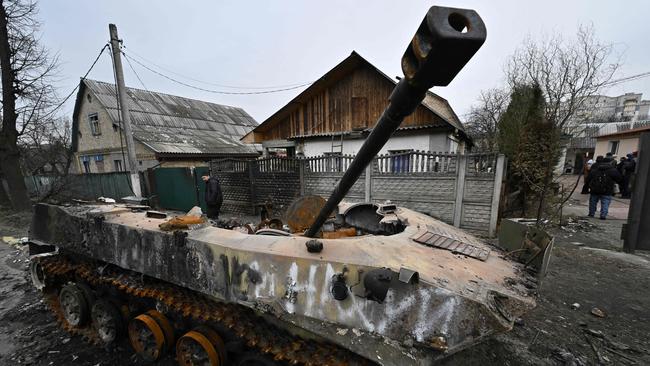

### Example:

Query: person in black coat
xmin=202 ymin=175 xmax=223 ymax=220
xmin=586 ymin=157 xmax=623 ymax=220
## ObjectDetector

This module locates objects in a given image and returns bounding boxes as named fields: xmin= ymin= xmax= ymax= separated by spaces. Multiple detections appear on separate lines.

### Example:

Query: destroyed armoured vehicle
xmin=28 ymin=6 xmax=540 ymax=366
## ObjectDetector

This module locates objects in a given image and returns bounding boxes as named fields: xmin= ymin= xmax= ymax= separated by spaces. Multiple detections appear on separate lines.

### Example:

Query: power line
xmin=41 ymin=43 xmax=110 ymax=120
xmin=122 ymin=51 xmax=313 ymax=95
xmin=122 ymin=45 xmax=312 ymax=90
xmin=123 ymin=50 xmax=159 ymax=101
xmin=603 ymin=71 xmax=650 ymax=87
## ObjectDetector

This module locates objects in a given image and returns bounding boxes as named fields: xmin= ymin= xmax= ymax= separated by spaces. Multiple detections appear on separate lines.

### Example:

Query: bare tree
xmin=465 ymin=88 xmax=509 ymax=151
xmin=0 ymin=0 xmax=58 ymax=211
xmin=490 ymin=25 xmax=621 ymax=224
xmin=506 ymin=25 xmax=620 ymax=132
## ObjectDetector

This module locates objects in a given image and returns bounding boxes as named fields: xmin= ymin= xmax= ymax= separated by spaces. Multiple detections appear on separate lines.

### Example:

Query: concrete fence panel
xmin=207 ymin=152 xmax=506 ymax=236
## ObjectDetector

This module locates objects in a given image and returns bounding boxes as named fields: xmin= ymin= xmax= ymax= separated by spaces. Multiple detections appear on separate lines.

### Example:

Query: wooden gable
xmin=244 ymin=53 xmax=453 ymax=143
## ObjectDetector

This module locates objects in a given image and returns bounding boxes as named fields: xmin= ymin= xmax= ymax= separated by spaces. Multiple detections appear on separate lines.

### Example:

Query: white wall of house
xmin=595 ymin=136 xmax=639 ymax=158
xmin=300 ymin=132 xmax=456 ymax=157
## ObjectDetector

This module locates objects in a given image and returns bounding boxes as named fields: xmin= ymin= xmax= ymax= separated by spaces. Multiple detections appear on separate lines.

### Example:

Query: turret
xmin=306 ymin=6 xmax=487 ymax=237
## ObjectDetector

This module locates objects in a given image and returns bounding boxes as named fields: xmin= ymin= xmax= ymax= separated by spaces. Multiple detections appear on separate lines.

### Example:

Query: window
xmin=81 ymin=156 xmax=91 ymax=173
xmin=89 ymin=113 xmax=101 ymax=135
xmin=608 ymin=140 xmax=619 ymax=155
xmin=389 ymin=149 xmax=413 ymax=173
xmin=114 ymin=159 xmax=123 ymax=172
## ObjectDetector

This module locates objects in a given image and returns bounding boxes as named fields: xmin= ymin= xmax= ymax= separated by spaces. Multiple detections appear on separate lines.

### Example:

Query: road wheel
xmin=91 ymin=299 xmax=124 ymax=345
xmin=176 ymin=326 xmax=227 ymax=366
xmin=128 ymin=310 xmax=174 ymax=361
xmin=59 ymin=283 xmax=91 ymax=327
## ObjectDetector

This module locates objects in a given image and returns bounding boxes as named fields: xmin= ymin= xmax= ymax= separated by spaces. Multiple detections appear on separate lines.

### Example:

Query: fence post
xmin=488 ymin=154 xmax=506 ymax=237
xmin=453 ymin=154 xmax=467 ymax=227
xmin=365 ymin=162 xmax=372 ymax=202
xmin=299 ymin=159 xmax=305 ymax=196
xmin=248 ymin=160 xmax=257 ymax=213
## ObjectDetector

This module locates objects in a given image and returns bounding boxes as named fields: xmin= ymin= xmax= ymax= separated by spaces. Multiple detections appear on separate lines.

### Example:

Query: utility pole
xmin=109 ymin=23 xmax=141 ymax=197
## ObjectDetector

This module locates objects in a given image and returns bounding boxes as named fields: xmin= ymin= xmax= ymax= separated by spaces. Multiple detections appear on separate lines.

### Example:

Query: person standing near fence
xmin=202 ymin=174 xmax=223 ymax=220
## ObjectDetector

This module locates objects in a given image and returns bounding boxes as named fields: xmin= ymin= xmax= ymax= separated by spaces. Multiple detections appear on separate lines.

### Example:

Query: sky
xmin=38 ymin=1 xmax=650 ymax=124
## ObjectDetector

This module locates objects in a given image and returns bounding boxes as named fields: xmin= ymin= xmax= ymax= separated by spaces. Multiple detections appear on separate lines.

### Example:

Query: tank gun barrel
xmin=306 ymin=6 xmax=487 ymax=237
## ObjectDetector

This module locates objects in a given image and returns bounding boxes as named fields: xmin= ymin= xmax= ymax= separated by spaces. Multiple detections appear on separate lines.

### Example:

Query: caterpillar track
xmin=35 ymin=254 xmax=373 ymax=366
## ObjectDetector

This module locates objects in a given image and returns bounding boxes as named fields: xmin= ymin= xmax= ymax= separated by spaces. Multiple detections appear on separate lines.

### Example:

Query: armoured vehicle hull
xmin=26 ymin=6 xmax=540 ymax=365
xmin=29 ymin=202 xmax=536 ymax=365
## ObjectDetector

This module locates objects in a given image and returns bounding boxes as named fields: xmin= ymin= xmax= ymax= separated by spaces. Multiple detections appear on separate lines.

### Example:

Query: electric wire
xmin=603 ymin=71 xmax=650 ymax=87
xmin=123 ymin=51 xmax=159 ymax=101
xmin=41 ymin=43 xmax=110 ymax=120
xmin=122 ymin=45 xmax=312 ymax=90
xmin=121 ymin=51 xmax=313 ymax=95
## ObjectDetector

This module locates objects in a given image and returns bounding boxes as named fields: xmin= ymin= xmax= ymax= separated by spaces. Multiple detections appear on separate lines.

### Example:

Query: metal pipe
xmin=306 ymin=6 xmax=487 ymax=237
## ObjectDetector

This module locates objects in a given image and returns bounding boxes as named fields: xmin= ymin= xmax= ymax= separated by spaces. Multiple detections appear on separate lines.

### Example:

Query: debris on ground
xmin=551 ymin=348 xmax=587 ymax=366
xmin=591 ymin=307 xmax=607 ymax=318
xmin=571 ymin=302 xmax=581 ymax=310
xmin=1 ymin=236 xmax=26 ymax=246
xmin=97 ymin=197 xmax=115 ymax=203
xmin=560 ymin=217 xmax=600 ymax=233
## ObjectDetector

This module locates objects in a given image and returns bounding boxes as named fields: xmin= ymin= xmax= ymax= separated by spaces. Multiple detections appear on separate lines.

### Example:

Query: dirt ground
xmin=1 ymin=205 xmax=649 ymax=366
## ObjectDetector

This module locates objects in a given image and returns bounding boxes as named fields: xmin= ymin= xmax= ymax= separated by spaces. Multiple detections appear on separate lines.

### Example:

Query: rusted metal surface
xmin=31 ymin=201 xmax=536 ymax=365
xmin=158 ymin=215 xmax=206 ymax=231
xmin=411 ymin=224 xmax=491 ymax=261
xmin=286 ymin=195 xmax=326 ymax=233
xmin=322 ymin=227 xmax=356 ymax=239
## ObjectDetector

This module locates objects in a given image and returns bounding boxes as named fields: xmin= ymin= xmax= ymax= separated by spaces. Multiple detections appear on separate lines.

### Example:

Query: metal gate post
xmin=623 ymin=132 xmax=650 ymax=252
xmin=453 ymin=154 xmax=467 ymax=227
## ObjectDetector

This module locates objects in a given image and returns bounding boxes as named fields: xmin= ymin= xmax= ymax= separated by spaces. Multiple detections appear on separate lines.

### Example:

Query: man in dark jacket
xmin=621 ymin=153 xmax=636 ymax=198
xmin=586 ymin=158 xmax=623 ymax=220
xmin=202 ymin=175 xmax=223 ymax=220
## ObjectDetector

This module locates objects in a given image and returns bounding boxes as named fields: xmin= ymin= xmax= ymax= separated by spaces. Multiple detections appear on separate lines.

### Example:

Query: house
xmin=71 ymin=79 xmax=259 ymax=174
xmin=561 ymin=120 xmax=650 ymax=174
xmin=558 ymin=92 xmax=650 ymax=174
xmin=241 ymin=52 xmax=471 ymax=159
xmin=574 ymin=92 xmax=650 ymax=123
xmin=595 ymin=125 xmax=650 ymax=158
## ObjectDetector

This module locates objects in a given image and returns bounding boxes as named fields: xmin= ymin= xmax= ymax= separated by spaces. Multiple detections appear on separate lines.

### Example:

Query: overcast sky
xmin=39 ymin=1 xmax=650 ymax=124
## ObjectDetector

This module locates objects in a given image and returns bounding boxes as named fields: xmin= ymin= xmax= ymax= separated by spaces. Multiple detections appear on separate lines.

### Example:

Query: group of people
xmin=581 ymin=152 xmax=637 ymax=220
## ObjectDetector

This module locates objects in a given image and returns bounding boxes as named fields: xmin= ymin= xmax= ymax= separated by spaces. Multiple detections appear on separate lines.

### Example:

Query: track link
xmin=37 ymin=254 xmax=372 ymax=366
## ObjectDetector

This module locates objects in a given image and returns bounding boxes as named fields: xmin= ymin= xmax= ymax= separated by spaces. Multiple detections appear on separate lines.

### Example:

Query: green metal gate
xmin=154 ymin=167 xmax=209 ymax=212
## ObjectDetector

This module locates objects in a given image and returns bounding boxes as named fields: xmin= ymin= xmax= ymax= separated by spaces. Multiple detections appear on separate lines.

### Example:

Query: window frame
xmin=88 ymin=113 xmax=101 ymax=136
xmin=608 ymin=140 xmax=619 ymax=155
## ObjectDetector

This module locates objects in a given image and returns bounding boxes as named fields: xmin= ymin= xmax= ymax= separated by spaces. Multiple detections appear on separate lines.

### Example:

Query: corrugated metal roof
xmin=421 ymin=92 xmax=464 ymax=132
xmin=83 ymin=79 xmax=258 ymax=156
